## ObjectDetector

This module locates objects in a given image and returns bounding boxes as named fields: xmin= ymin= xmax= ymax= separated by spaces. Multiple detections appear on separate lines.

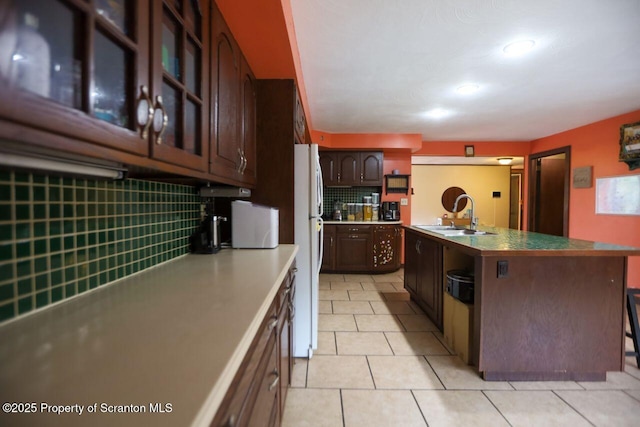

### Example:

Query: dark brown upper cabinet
xmin=320 ymin=151 xmax=383 ymax=186
xmin=0 ymin=0 xmax=211 ymax=173
xmin=209 ymin=2 xmax=256 ymax=187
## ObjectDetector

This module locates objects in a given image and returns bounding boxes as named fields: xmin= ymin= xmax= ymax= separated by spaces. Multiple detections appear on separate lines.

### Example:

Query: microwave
xmin=231 ymin=201 xmax=279 ymax=249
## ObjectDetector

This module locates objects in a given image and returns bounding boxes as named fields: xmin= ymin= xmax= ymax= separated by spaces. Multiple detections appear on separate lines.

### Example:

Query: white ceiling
xmin=289 ymin=0 xmax=640 ymax=142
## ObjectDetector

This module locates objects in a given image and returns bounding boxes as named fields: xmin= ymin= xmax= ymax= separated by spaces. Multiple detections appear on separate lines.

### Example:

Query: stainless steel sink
xmin=415 ymin=225 xmax=495 ymax=236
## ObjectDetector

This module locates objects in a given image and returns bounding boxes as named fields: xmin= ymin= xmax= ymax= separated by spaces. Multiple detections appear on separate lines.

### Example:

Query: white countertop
xmin=0 ymin=245 xmax=298 ymax=427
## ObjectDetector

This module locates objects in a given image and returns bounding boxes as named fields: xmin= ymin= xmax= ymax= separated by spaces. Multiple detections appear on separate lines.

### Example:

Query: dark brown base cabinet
xmin=404 ymin=230 xmax=442 ymax=329
xmin=211 ymin=265 xmax=295 ymax=427
xmin=322 ymin=224 xmax=402 ymax=273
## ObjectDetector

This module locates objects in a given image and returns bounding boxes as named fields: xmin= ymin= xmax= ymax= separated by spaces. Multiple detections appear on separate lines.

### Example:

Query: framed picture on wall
xmin=464 ymin=145 xmax=474 ymax=157
xmin=619 ymin=120 xmax=640 ymax=170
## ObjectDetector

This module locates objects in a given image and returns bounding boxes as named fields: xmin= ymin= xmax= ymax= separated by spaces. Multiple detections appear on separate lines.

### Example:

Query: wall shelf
xmin=385 ymin=174 xmax=410 ymax=194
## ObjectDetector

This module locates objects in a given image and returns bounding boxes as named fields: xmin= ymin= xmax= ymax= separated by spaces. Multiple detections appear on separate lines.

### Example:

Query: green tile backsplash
xmin=0 ymin=170 xmax=200 ymax=323
xmin=323 ymin=186 xmax=382 ymax=218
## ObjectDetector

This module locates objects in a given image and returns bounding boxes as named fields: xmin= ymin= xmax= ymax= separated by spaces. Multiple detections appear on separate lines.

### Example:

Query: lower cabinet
xmin=211 ymin=264 xmax=296 ymax=427
xmin=404 ymin=230 xmax=443 ymax=329
xmin=322 ymin=224 xmax=402 ymax=273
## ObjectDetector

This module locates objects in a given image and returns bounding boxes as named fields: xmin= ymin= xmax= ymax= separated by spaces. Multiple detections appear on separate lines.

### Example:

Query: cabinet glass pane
xmin=162 ymin=13 xmax=180 ymax=79
xmin=93 ymin=30 xmax=131 ymax=128
xmin=95 ymin=0 xmax=130 ymax=35
xmin=161 ymin=82 xmax=181 ymax=148
xmin=185 ymin=38 xmax=200 ymax=95
xmin=184 ymin=0 xmax=201 ymax=38
xmin=185 ymin=99 xmax=200 ymax=155
xmin=3 ymin=0 xmax=82 ymax=109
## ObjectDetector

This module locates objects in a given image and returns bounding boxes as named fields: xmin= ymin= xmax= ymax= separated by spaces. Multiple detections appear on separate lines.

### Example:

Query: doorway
xmin=509 ymin=171 xmax=523 ymax=230
xmin=528 ymin=147 xmax=571 ymax=236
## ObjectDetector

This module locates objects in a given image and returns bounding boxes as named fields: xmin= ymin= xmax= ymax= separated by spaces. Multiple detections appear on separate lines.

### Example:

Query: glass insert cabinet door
xmin=149 ymin=0 xmax=208 ymax=171
xmin=0 ymin=0 xmax=150 ymax=156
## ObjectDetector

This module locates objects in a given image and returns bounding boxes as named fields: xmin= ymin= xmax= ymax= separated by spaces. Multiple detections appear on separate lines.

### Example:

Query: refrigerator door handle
xmin=317 ymin=217 xmax=324 ymax=274
xmin=315 ymin=150 xmax=324 ymax=216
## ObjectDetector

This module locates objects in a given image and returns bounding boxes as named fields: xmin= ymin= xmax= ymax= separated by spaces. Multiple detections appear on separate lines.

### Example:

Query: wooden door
xmin=529 ymin=148 xmax=570 ymax=237
xmin=210 ymin=2 xmax=241 ymax=179
xmin=338 ymin=153 xmax=359 ymax=185
xmin=404 ymin=231 xmax=419 ymax=295
xmin=239 ymin=55 xmax=256 ymax=185
xmin=417 ymin=238 xmax=442 ymax=328
xmin=360 ymin=152 xmax=384 ymax=185
xmin=319 ymin=152 xmax=338 ymax=186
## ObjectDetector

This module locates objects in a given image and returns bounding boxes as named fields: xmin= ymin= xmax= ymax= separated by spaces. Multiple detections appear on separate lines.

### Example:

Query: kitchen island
xmin=0 ymin=245 xmax=298 ymax=427
xmin=404 ymin=225 xmax=640 ymax=381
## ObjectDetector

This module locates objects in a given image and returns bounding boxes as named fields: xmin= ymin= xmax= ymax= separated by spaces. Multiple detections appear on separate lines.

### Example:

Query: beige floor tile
xmin=578 ymin=371 xmax=640 ymax=390
xmin=485 ymin=390 xmax=591 ymax=427
xmin=625 ymin=388 xmax=640 ymax=401
xmin=330 ymin=281 xmax=364 ymax=291
xmin=316 ymin=331 xmax=336 ymax=355
xmin=318 ymin=314 xmax=357 ymax=331
xmin=335 ymin=332 xmax=392 ymax=355
xmin=320 ymin=273 xmax=344 ymax=282
xmin=426 ymin=356 xmax=513 ymax=390
xmin=370 ymin=301 xmax=415 ymax=315
xmin=291 ymin=358 xmax=308 ymax=388
xmin=332 ymin=300 xmax=374 ymax=314
xmin=354 ymin=314 xmax=405 ymax=332
xmin=432 ymin=331 xmax=455 ymax=354
xmin=414 ymin=390 xmax=510 ymax=427
xmin=626 ymin=359 xmax=640 ymax=380
xmin=372 ymin=273 xmax=404 ymax=283
xmin=348 ymin=290 xmax=384 ymax=301
xmin=341 ymin=389 xmax=426 ymax=427
xmin=397 ymin=314 xmax=439 ymax=331
xmin=381 ymin=291 xmax=410 ymax=301
xmin=361 ymin=282 xmax=398 ymax=292
xmin=306 ymin=355 xmax=374 ymax=389
xmin=509 ymin=380 xmax=583 ymax=390
xmin=385 ymin=332 xmax=450 ymax=356
xmin=368 ymin=355 xmax=443 ymax=389
xmin=318 ymin=300 xmax=333 ymax=314
xmin=319 ymin=289 xmax=350 ymax=301
xmin=282 ymin=388 xmax=343 ymax=427
xmin=392 ymin=282 xmax=407 ymax=291
xmin=346 ymin=274 xmax=375 ymax=282
xmin=319 ymin=281 xmax=330 ymax=290
xmin=555 ymin=390 xmax=640 ymax=426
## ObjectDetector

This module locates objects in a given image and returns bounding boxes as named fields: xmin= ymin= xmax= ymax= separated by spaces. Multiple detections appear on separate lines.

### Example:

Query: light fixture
xmin=423 ymin=108 xmax=453 ymax=119
xmin=497 ymin=157 xmax=513 ymax=165
xmin=502 ymin=40 xmax=535 ymax=57
xmin=456 ymin=84 xmax=480 ymax=95
xmin=0 ymin=152 xmax=126 ymax=179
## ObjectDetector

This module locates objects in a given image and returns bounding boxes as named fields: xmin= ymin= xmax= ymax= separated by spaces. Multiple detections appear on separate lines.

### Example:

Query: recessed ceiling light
xmin=503 ymin=40 xmax=535 ymax=56
xmin=423 ymin=108 xmax=453 ymax=119
xmin=456 ymin=84 xmax=480 ymax=95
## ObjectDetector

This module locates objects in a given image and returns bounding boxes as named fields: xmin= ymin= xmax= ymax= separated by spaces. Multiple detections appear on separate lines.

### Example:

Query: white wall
xmin=411 ymin=165 xmax=512 ymax=227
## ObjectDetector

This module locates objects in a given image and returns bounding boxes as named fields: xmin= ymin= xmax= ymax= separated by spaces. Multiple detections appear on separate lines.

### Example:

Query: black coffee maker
xmin=382 ymin=201 xmax=400 ymax=221
xmin=190 ymin=214 xmax=227 ymax=254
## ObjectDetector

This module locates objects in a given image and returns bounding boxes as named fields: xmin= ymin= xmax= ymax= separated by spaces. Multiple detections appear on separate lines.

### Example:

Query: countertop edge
xmin=191 ymin=246 xmax=299 ymax=427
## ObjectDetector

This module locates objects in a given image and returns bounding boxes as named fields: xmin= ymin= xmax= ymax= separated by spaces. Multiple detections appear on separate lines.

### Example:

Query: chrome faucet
xmin=453 ymin=194 xmax=478 ymax=230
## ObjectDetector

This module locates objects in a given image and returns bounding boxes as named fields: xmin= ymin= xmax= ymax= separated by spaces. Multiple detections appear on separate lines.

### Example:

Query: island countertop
xmin=0 ymin=245 xmax=298 ymax=427
xmin=404 ymin=225 xmax=640 ymax=257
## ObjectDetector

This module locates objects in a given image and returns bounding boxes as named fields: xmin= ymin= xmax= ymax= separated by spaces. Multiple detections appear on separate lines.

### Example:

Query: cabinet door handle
xmin=135 ymin=85 xmax=154 ymax=139
xmin=237 ymin=148 xmax=243 ymax=173
xmin=360 ymin=172 xmax=364 ymax=183
xmin=415 ymin=240 xmax=422 ymax=254
xmin=224 ymin=414 xmax=236 ymax=427
xmin=289 ymin=301 xmax=295 ymax=320
xmin=337 ymin=172 xmax=341 ymax=182
xmin=152 ymin=96 xmax=168 ymax=144
xmin=268 ymin=369 xmax=280 ymax=391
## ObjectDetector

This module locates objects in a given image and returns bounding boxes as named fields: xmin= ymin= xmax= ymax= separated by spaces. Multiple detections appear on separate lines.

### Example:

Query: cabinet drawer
xmin=337 ymin=225 xmax=371 ymax=234
xmin=211 ymin=300 xmax=278 ymax=427
xmin=247 ymin=329 xmax=279 ymax=427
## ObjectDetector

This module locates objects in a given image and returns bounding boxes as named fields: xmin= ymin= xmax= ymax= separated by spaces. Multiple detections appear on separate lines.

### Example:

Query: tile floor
xmin=282 ymin=270 xmax=640 ymax=427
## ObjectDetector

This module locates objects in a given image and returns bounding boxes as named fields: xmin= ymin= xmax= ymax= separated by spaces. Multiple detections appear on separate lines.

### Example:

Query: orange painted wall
xmin=416 ymin=140 xmax=531 ymax=157
xmin=528 ymin=110 xmax=640 ymax=287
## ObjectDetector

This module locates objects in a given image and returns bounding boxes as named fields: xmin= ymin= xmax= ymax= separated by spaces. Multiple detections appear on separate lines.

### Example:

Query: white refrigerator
xmin=293 ymin=144 xmax=324 ymax=358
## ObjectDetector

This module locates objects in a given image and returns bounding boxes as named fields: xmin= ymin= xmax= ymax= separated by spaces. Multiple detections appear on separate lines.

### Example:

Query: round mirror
xmin=441 ymin=186 xmax=468 ymax=213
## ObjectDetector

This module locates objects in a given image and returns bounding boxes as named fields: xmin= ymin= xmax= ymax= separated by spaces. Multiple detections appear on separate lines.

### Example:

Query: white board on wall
xmin=596 ymin=175 xmax=640 ymax=215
